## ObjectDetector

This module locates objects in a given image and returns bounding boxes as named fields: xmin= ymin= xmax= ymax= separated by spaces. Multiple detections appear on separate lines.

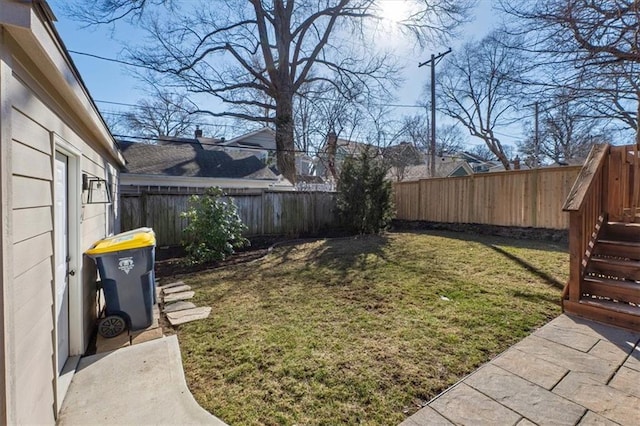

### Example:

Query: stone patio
xmin=401 ymin=314 xmax=640 ymax=426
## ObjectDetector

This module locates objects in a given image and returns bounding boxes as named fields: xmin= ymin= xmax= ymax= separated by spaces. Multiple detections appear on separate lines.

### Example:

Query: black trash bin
xmin=86 ymin=228 xmax=156 ymax=338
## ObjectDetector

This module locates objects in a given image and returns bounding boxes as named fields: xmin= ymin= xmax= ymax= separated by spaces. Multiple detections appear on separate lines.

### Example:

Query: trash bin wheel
xmin=99 ymin=315 xmax=126 ymax=338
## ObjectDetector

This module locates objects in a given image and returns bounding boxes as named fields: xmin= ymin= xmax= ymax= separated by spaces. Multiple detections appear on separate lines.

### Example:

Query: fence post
xmin=417 ymin=180 xmax=422 ymax=220
xmin=532 ymin=168 xmax=539 ymax=227
xmin=260 ymin=189 xmax=265 ymax=235
xmin=142 ymin=191 xmax=150 ymax=230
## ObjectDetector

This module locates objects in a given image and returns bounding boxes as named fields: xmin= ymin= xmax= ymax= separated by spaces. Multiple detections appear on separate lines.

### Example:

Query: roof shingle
xmin=118 ymin=140 xmax=278 ymax=180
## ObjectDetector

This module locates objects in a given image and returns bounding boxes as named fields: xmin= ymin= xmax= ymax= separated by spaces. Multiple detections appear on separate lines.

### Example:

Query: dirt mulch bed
xmin=154 ymin=236 xmax=292 ymax=279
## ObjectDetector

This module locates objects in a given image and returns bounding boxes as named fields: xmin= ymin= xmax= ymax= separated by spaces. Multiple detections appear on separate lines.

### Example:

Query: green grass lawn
xmin=170 ymin=231 xmax=568 ymax=425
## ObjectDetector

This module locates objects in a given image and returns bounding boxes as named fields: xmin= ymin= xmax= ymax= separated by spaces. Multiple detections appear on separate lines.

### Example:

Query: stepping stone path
xmin=160 ymin=281 xmax=211 ymax=326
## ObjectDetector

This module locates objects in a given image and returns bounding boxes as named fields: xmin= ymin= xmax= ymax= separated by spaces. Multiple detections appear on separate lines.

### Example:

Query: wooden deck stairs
xmin=563 ymin=221 xmax=640 ymax=330
xmin=562 ymin=144 xmax=640 ymax=331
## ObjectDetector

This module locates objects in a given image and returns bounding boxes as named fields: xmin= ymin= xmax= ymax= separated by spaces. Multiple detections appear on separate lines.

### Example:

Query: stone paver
xmin=163 ymin=301 xmax=197 ymax=313
xmin=159 ymin=280 xmax=186 ymax=289
xmin=534 ymin=323 xmax=600 ymax=352
xmin=554 ymin=371 xmax=640 ymax=425
xmin=162 ymin=284 xmax=192 ymax=294
xmin=398 ymin=407 xmax=453 ymax=426
xmin=514 ymin=335 xmax=617 ymax=382
xmin=608 ymin=366 xmax=640 ymax=399
xmin=465 ymin=364 xmax=585 ymax=425
xmin=429 ymin=383 xmax=522 ymax=426
xmin=554 ymin=315 xmax=639 ymax=348
xmin=622 ymin=344 xmax=640 ymax=372
xmin=587 ymin=339 xmax=633 ymax=364
xmin=402 ymin=315 xmax=640 ymax=426
xmin=166 ymin=307 xmax=212 ymax=326
xmin=578 ymin=411 xmax=620 ymax=426
xmin=164 ymin=290 xmax=195 ymax=302
xmin=492 ymin=347 xmax=568 ymax=390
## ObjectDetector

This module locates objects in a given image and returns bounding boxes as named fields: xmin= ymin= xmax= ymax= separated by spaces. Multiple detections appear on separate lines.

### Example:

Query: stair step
xmin=582 ymin=276 xmax=640 ymax=305
xmin=594 ymin=240 xmax=640 ymax=260
xmin=600 ymin=222 xmax=640 ymax=242
xmin=563 ymin=299 xmax=640 ymax=331
xmin=587 ymin=258 xmax=640 ymax=280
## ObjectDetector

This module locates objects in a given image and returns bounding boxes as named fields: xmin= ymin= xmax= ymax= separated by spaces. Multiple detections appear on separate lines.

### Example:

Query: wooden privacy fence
xmin=394 ymin=166 xmax=582 ymax=229
xmin=120 ymin=189 xmax=337 ymax=246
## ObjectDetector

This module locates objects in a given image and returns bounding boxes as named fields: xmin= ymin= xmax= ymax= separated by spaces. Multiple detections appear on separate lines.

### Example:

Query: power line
xmin=68 ymin=49 xmax=154 ymax=70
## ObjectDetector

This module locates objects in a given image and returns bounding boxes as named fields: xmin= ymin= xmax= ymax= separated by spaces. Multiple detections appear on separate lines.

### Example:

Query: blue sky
xmin=47 ymin=0 xmax=504 ymax=145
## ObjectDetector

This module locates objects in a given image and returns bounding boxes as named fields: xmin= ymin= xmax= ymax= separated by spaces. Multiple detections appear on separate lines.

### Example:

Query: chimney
xmin=194 ymin=125 xmax=203 ymax=138
xmin=513 ymin=155 xmax=521 ymax=170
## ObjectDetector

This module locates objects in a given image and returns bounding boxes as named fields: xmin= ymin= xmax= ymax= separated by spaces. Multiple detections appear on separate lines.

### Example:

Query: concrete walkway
xmin=58 ymin=335 xmax=227 ymax=425
xmin=401 ymin=314 xmax=640 ymax=426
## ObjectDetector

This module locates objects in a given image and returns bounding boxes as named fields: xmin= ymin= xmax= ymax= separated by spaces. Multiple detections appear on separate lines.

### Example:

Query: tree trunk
xmin=495 ymin=151 xmax=511 ymax=170
xmin=486 ymin=139 xmax=511 ymax=170
xmin=275 ymin=92 xmax=297 ymax=184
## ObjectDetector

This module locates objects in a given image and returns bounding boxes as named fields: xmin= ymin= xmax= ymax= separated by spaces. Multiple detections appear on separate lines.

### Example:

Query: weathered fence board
xmin=394 ymin=166 xmax=581 ymax=229
xmin=120 ymin=190 xmax=337 ymax=246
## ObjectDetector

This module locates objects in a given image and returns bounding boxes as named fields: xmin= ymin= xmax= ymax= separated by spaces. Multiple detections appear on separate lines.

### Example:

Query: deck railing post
xmin=568 ymin=211 xmax=583 ymax=302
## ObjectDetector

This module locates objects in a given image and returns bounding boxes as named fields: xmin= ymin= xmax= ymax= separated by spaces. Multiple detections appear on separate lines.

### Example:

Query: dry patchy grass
xmin=172 ymin=231 xmax=568 ymax=425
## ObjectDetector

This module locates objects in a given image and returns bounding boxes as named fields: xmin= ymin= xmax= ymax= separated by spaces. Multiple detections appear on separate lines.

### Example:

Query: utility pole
xmin=419 ymin=47 xmax=451 ymax=177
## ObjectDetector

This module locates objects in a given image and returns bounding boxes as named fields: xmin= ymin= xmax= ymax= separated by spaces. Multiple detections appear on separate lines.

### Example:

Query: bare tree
xmin=65 ymin=0 xmax=469 ymax=182
xmin=517 ymin=94 xmax=601 ymax=165
xmin=500 ymin=0 xmax=640 ymax=144
xmin=468 ymin=144 xmax=496 ymax=162
xmin=66 ymin=0 xmax=472 ymax=183
xmin=437 ymin=31 xmax=528 ymax=170
xmin=433 ymin=123 xmax=465 ymax=155
xmin=401 ymin=114 xmax=465 ymax=167
xmin=294 ymin=79 xmax=367 ymax=157
xmin=120 ymin=92 xmax=199 ymax=138
xmin=383 ymin=142 xmax=424 ymax=181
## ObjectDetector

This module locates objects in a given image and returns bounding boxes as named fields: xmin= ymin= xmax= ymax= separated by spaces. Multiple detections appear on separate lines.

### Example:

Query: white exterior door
xmin=54 ymin=152 xmax=70 ymax=374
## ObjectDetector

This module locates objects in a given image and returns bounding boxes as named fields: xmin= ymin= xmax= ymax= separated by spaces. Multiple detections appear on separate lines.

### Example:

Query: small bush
xmin=336 ymin=147 xmax=394 ymax=234
xmin=181 ymin=187 xmax=249 ymax=264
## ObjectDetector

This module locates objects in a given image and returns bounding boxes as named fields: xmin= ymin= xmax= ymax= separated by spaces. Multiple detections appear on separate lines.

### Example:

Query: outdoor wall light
xmin=82 ymin=173 xmax=112 ymax=204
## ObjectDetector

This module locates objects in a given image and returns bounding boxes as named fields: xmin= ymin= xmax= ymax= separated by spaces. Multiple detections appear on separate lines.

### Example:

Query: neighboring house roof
xmin=459 ymin=151 xmax=493 ymax=164
xmin=335 ymin=138 xmax=379 ymax=156
xmin=219 ymin=127 xmax=276 ymax=149
xmin=118 ymin=140 xmax=279 ymax=180
xmin=383 ymin=142 xmax=425 ymax=166
xmin=157 ymin=135 xmax=225 ymax=151
xmin=389 ymin=160 xmax=473 ymax=181
xmin=198 ymin=136 xmax=226 ymax=150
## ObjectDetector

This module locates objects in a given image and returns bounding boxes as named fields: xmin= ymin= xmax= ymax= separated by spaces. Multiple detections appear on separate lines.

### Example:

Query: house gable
xmin=221 ymin=127 xmax=276 ymax=150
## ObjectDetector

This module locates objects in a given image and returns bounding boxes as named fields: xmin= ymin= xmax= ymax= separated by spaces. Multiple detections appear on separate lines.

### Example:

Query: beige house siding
xmin=1 ymin=3 xmax=124 ymax=423
xmin=6 ymin=70 xmax=116 ymax=424
xmin=10 ymin=108 xmax=56 ymax=424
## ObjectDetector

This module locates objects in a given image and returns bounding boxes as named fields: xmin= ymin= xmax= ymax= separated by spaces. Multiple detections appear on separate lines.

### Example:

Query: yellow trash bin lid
xmin=86 ymin=228 xmax=156 ymax=255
